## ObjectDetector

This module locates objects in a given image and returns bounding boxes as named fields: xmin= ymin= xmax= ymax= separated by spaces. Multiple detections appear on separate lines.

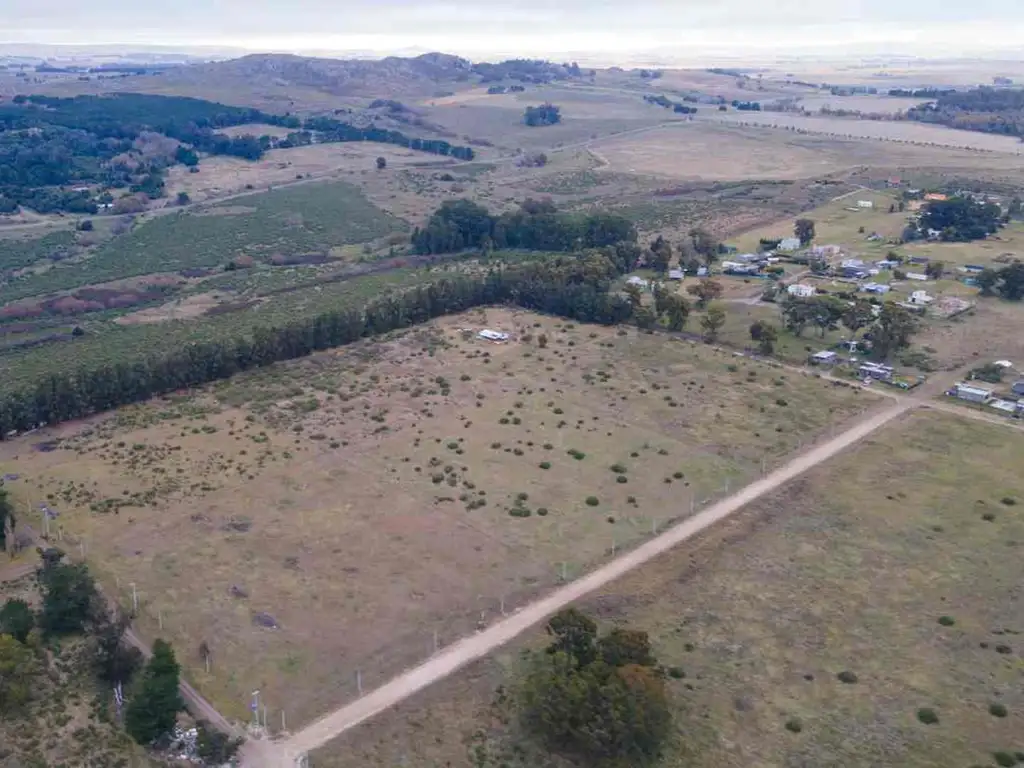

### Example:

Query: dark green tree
xmin=701 ymin=304 xmax=726 ymax=342
xmin=749 ymin=320 xmax=779 ymax=354
xmin=841 ymin=299 xmax=875 ymax=340
xmin=976 ymin=267 xmax=1000 ymax=296
xmin=997 ymin=261 xmax=1024 ymax=300
xmin=648 ymin=236 xmax=672 ymax=273
xmin=871 ymin=303 xmax=919 ymax=359
xmin=0 ymin=600 xmax=34 ymax=644
xmin=686 ymin=278 xmax=723 ymax=308
xmin=196 ymin=721 xmax=243 ymax=763
xmin=37 ymin=562 xmax=98 ymax=636
xmin=125 ymin=639 xmax=184 ymax=745
xmin=545 ymin=608 xmax=598 ymax=666
xmin=0 ymin=486 xmax=13 ymax=550
xmin=795 ymin=218 xmax=815 ymax=246
xmin=94 ymin=612 xmax=143 ymax=685
xmin=376 ymin=156 xmax=387 ymax=170
xmin=598 ymin=628 xmax=655 ymax=667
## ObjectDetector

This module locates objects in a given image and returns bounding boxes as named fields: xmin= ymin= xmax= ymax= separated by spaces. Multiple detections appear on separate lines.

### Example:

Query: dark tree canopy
xmin=524 ymin=103 xmax=562 ymax=127
xmin=37 ymin=561 xmax=99 ymax=637
xmin=907 ymin=87 xmax=1024 ymax=137
xmin=125 ymin=639 xmax=184 ymax=745
xmin=920 ymin=196 xmax=1002 ymax=241
xmin=0 ymin=599 xmax=34 ymax=644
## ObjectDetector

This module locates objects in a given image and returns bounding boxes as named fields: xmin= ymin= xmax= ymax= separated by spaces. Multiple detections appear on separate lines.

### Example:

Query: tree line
xmin=906 ymin=86 xmax=1024 ymax=137
xmin=0 ymin=247 xmax=642 ymax=439
xmin=411 ymin=198 xmax=636 ymax=255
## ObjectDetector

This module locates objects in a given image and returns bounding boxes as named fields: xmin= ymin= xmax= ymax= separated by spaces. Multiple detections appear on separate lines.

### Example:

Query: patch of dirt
xmin=114 ymin=291 xmax=230 ymax=325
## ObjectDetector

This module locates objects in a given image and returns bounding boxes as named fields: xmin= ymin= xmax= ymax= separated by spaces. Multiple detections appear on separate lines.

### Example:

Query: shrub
xmin=1001 ymin=496 xmax=1017 ymax=506
xmin=539 ymin=462 xmax=552 ymax=470
xmin=993 ymin=752 xmax=1018 ymax=767
xmin=776 ymin=398 xmax=788 ymax=407
xmin=509 ymin=508 xmax=532 ymax=518
xmin=610 ymin=463 xmax=627 ymax=474
xmin=616 ymin=475 xmax=628 ymax=484
xmin=537 ymin=508 xmax=549 ymax=516
xmin=989 ymin=703 xmax=1009 ymax=718
xmin=836 ymin=670 xmax=858 ymax=684
xmin=568 ymin=449 xmax=586 ymax=460
xmin=517 ymin=492 xmax=529 ymax=501
xmin=982 ymin=512 xmax=996 ymax=522
xmin=916 ymin=708 xmax=938 ymax=725
xmin=667 ymin=666 xmax=685 ymax=679
xmin=937 ymin=615 xmax=955 ymax=626
xmin=672 ymin=471 xmax=684 ymax=479
xmin=784 ymin=718 xmax=803 ymax=733
xmin=585 ymin=496 xmax=600 ymax=507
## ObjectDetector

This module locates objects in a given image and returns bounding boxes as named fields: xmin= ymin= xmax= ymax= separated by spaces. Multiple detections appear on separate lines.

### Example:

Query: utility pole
xmin=250 ymin=690 xmax=260 ymax=728
xmin=129 ymin=582 xmax=138 ymax=614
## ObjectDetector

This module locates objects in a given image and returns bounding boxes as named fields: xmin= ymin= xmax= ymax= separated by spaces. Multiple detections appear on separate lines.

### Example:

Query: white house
xmin=478 ymin=329 xmax=510 ymax=342
xmin=908 ymin=290 xmax=934 ymax=305
xmin=626 ymin=276 xmax=649 ymax=289
xmin=952 ymin=382 xmax=992 ymax=404
xmin=862 ymin=282 xmax=891 ymax=294
xmin=905 ymin=272 xmax=929 ymax=281
xmin=777 ymin=237 xmax=802 ymax=252
xmin=857 ymin=200 xmax=874 ymax=209
xmin=810 ymin=244 xmax=842 ymax=258
xmin=787 ymin=284 xmax=816 ymax=298
xmin=668 ymin=269 xmax=685 ymax=280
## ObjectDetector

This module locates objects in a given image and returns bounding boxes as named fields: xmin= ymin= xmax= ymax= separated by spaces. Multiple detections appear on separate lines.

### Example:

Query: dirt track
xmin=255 ymin=399 xmax=914 ymax=765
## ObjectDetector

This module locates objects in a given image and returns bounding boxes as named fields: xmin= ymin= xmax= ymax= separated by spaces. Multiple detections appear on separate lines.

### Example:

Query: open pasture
xmin=313 ymin=410 xmax=1024 ymax=768
xmin=0 ymin=309 xmax=867 ymax=729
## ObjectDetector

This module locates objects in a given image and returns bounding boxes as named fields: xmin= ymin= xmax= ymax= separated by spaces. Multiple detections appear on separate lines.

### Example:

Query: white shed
xmin=787 ymin=284 xmax=816 ymax=298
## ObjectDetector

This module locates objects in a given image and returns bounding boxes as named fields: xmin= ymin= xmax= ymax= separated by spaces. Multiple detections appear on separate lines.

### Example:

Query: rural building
xmin=477 ymin=329 xmax=510 ymax=342
xmin=952 ymin=382 xmax=993 ymax=403
xmin=810 ymin=350 xmax=838 ymax=365
xmin=926 ymin=229 xmax=943 ymax=240
xmin=1012 ymin=380 xmax=1024 ymax=397
xmin=810 ymin=244 xmax=842 ymax=258
xmin=905 ymin=272 xmax=929 ymax=281
xmin=886 ymin=177 xmax=902 ymax=188
xmin=924 ymin=193 xmax=948 ymax=202
xmin=787 ymin=284 xmax=816 ymax=298
xmin=862 ymin=282 xmax=891 ymax=294
xmin=734 ymin=253 xmax=763 ymax=264
xmin=988 ymin=398 xmax=1018 ymax=415
xmin=857 ymin=200 xmax=874 ymax=209
xmin=907 ymin=256 xmax=930 ymax=265
xmin=626 ymin=276 xmax=649 ymax=288
xmin=777 ymin=237 xmax=802 ymax=252
xmin=908 ymin=290 xmax=934 ymax=305
xmin=840 ymin=259 xmax=869 ymax=278
xmin=722 ymin=262 xmax=761 ymax=275
xmin=696 ymin=266 xmax=709 ymax=277
xmin=668 ymin=268 xmax=685 ymax=280
xmin=875 ymin=259 xmax=899 ymax=269
xmin=960 ymin=264 xmax=986 ymax=274
xmin=859 ymin=362 xmax=894 ymax=382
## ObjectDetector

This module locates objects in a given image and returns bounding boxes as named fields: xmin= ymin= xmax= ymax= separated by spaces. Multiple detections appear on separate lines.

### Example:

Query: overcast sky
xmin=3 ymin=0 xmax=1024 ymax=59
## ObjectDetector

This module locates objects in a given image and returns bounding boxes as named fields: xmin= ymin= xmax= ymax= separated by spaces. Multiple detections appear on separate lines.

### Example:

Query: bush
xmin=0 ymin=599 xmax=35 ymax=644
xmin=836 ymin=670 xmax=858 ymax=684
xmin=610 ymin=463 xmax=627 ymax=474
xmin=537 ymin=508 xmax=549 ymax=516
xmin=585 ymin=496 xmax=600 ymax=507
xmin=989 ymin=702 xmax=1009 ymax=718
xmin=568 ymin=449 xmax=586 ymax=460
xmin=1001 ymin=496 xmax=1017 ymax=506
xmin=539 ymin=462 xmax=552 ymax=470
xmin=916 ymin=708 xmax=939 ymax=725
xmin=937 ymin=615 xmax=955 ymax=627
xmin=784 ymin=718 xmax=803 ymax=733
xmin=616 ymin=475 xmax=628 ymax=484
xmin=993 ymin=753 xmax=1018 ymax=768
xmin=509 ymin=508 xmax=532 ymax=518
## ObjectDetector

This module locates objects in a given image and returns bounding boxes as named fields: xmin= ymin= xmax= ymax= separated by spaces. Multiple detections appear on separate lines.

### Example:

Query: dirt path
xmin=263 ymin=399 xmax=914 ymax=764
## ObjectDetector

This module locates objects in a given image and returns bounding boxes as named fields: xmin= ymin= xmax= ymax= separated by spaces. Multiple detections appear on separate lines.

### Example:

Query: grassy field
xmin=0 ymin=309 xmax=868 ymax=729
xmin=311 ymin=410 xmax=1024 ymax=768
xmin=0 ymin=181 xmax=406 ymax=305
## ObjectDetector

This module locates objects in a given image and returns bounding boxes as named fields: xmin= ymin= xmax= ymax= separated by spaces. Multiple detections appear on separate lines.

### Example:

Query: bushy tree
xmin=686 ymin=279 xmax=723 ymax=308
xmin=196 ymin=721 xmax=243 ymax=763
xmin=94 ymin=612 xmax=143 ymax=686
xmin=0 ymin=486 xmax=13 ymax=550
xmin=841 ymin=299 xmax=875 ymax=339
xmin=125 ymin=639 xmax=184 ymax=745
xmin=749 ymin=320 xmax=779 ymax=354
xmin=37 ymin=562 xmax=98 ymax=636
xmin=871 ymin=303 xmax=919 ymax=359
xmin=376 ymin=156 xmax=387 ymax=170
xmin=925 ymin=260 xmax=945 ymax=279
xmin=648 ymin=236 xmax=672 ymax=273
xmin=0 ymin=599 xmax=34 ymax=644
xmin=518 ymin=611 xmax=670 ymax=766
xmin=545 ymin=608 xmax=597 ymax=667
xmin=524 ymin=103 xmax=561 ymax=127
xmin=921 ymin=196 xmax=1002 ymax=241
xmin=0 ymin=633 xmax=37 ymax=714
xmin=701 ymin=304 xmax=726 ymax=342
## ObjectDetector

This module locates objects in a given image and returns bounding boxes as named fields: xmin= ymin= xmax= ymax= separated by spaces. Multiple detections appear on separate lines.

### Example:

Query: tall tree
xmin=795 ymin=218 xmax=816 ymax=246
xmin=841 ymin=300 xmax=875 ymax=340
xmin=37 ymin=562 xmax=98 ymax=636
xmin=924 ymin=260 xmax=945 ymax=280
xmin=688 ymin=227 xmax=719 ymax=261
xmin=125 ymin=639 xmax=184 ymax=745
xmin=624 ymin=283 xmax=644 ymax=310
xmin=661 ymin=294 xmax=690 ymax=331
xmin=648 ymin=236 xmax=672 ymax=273
xmin=871 ymin=304 xmax=919 ymax=359
xmin=0 ymin=487 xmax=12 ymax=552
xmin=545 ymin=608 xmax=598 ymax=667
xmin=749 ymin=320 xmax=779 ymax=355
xmin=700 ymin=305 xmax=726 ymax=342
xmin=976 ymin=267 xmax=1000 ymax=296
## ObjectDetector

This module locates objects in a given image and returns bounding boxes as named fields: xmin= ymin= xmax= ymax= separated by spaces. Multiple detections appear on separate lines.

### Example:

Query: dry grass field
xmin=794 ymin=94 xmax=929 ymax=115
xmin=311 ymin=410 xmax=1024 ymax=768
xmin=0 ymin=309 xmax=867 ymax=729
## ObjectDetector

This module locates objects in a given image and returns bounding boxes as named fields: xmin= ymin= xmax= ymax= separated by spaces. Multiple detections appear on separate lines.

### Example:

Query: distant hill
xmin=11 ymin=52 xmax=585 ymax=109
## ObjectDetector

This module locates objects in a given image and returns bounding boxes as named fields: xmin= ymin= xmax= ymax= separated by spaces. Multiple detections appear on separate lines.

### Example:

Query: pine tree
xmin=125 ymin=639 xmax=184 ymax=745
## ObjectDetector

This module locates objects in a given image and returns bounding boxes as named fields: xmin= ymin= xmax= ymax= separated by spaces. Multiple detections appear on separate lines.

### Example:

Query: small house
xmin=668 ymin=268 xmax=685 ymax=280
xmin=859 ymin=362 xmax=894 ymax=382
xmin=1011 ymin=380 xmax=1024 ymax=397
xmin=810 ymin=350 xmax=838 ymax=365
xmin=907 ymin=256 xmax=930 ymax=265
xmin=862 ymin=282 xmax=891 ymax=294
xmin=857 ymin=200 xmax=874 ymax=209
xmin=962 ymin=264 xmax=985 ymax=274
xmin=924 ymin=193 xmax=948 ymax=202
xmin=987 ymin=398 xmax=1018 ymax=414
xmin=787 ymin=284 xmax=816 ymax=298
xmin=926 ymin=228 xmax=942 ymax=240
xmin=478 ymin=329 xmax=510 ymax=342
xmin=905 ymin=272 xmax=929 ymax=281
xmin=735 ymin=253 xmax=762 ymax=264
xmin=697 ymin=266 xmax=709 ymax=277
xmin=840 ymin=258 xmax=869 ymax=278
xmin=810 ymin=244 xmax=842 ymax=258
xmin=952 ymin=382 xmax=992 ymax=403
xmin=908 ymin=290 xmax=934 ymax=305
xmin=626 ymin=276 xmax=649 ymax=288
xmin=777 ymin=237 xmax=802 ymax=252
xmin=875 ymin=260 xmax=899 ymax=269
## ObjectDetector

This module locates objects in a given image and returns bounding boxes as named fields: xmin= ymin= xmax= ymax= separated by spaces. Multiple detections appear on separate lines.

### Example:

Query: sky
xmin=3 ymin=0 xmax=1024 ymax=61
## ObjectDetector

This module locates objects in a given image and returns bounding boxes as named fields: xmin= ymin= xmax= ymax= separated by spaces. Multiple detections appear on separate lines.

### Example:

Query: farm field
xmin=709 ymin=110 xmax=1024 ymax=154
xmin=587 ymin=120 xmax=1024 ymax=182
xmin=311 ymin=410 xmax=1024 ymax=768
xmin=794 ymin=93 xmax=928 ymax=114
xmin=0 ymin=308 xmax=869 ymax=729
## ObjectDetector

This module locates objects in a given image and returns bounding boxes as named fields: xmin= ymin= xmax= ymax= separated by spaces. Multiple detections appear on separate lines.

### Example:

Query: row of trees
xmin=977 ymin=261 xmax=1024 ymax=300
xmin=907 ymin=86 xmax=1024 ymax=137
xmin=524 ymin=103 xmax=561 ymax=127
xmin=410 ymin=198 xmax=636 ymax=255
xmin=0 ymin=249 xmax=641 ymax=438
xmin=778 ymin=295 xmax=918 ymax=358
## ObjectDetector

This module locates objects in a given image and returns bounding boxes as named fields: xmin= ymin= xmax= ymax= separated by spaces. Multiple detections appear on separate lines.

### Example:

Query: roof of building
xmin=478 ymin=329 xmax=510 ymax=341
xmin=956 ymin=382 xmax=993 ymax=395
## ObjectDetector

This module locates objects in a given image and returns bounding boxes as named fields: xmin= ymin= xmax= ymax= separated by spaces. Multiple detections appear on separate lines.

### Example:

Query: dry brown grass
xmin=311 ymin=410 xmax=1024 ymax=768
xmin=0 ymin=309 xmax=865 ymax=729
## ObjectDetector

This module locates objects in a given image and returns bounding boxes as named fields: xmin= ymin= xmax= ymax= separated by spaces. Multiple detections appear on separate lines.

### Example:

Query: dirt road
xmin=266 ymin=399 xmax=913 ymax=763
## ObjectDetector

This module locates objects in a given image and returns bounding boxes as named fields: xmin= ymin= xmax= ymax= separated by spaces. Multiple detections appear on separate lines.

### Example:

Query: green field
xmin=0 ymin=181 xmax=406 ymax=304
